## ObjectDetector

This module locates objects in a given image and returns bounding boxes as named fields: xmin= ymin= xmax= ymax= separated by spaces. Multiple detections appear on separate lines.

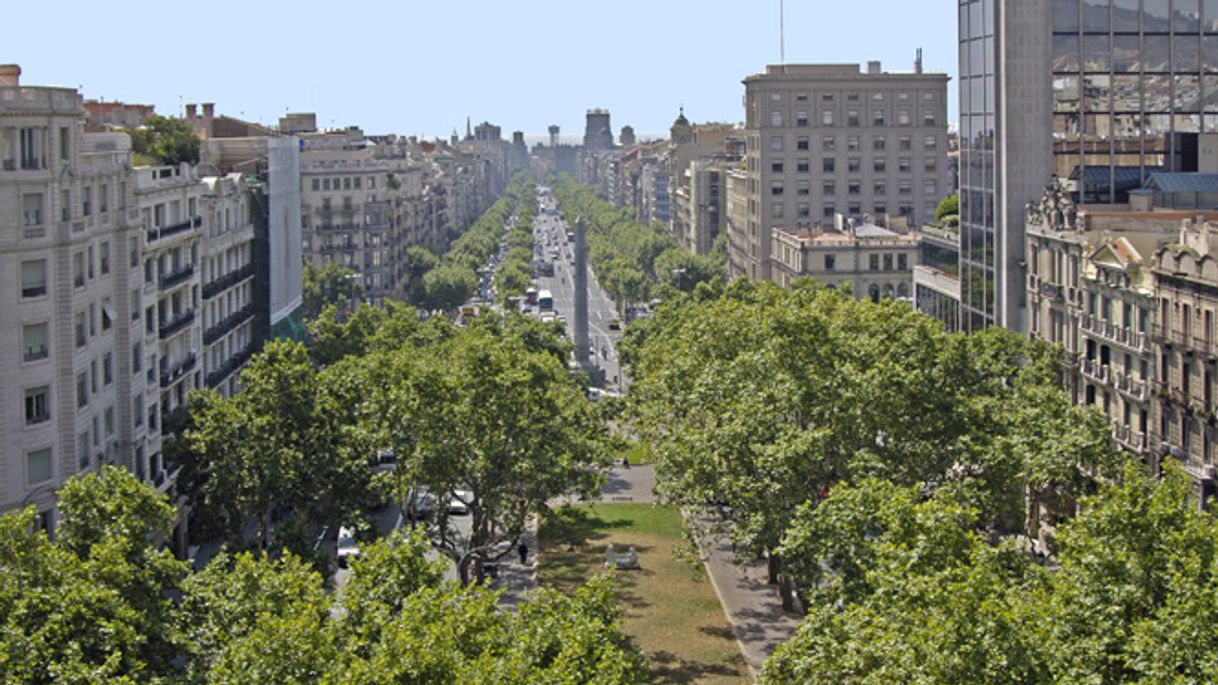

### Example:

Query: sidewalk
xmin=701 ymin=531 xmax=801 ymax=677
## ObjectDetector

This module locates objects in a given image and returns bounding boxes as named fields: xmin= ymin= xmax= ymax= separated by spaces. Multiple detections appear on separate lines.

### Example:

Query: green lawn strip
xmin=538 ymin=504 xmax=749 ymax=685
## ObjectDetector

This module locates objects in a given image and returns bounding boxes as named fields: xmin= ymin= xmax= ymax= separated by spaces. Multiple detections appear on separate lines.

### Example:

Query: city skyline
xmin=4 ymin=0 xmax=956 ymax=138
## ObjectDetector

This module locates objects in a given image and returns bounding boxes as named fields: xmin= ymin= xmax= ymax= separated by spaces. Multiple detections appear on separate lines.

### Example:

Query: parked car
xmin=336 ymin=526 xmax=359 ymax=567
xmin=448 ymin=489 xmax=473 ymax=515
xmin=608 ymin=319 xmax=622 ymax=330
xmin=371 ymin=448 xmax=396 ymax=473
xmin=405 ymin=488 xmax=435 ymax=520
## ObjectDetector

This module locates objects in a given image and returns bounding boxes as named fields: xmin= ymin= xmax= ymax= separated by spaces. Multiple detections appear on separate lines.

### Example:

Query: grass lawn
xmin=538 ymin=504 xmax=749 ymax=685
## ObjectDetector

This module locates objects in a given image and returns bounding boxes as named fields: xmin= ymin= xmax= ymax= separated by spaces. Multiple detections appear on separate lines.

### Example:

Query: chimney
xmin=867 ymin=60 xmax=882 ymax=75
xmin=0 ymin=64 xmax=20 ymax=87
xmin=915 ymin=48 xmax=924 ymax=74
xmin=185 ymin=103 xmax=197 ymax=119
xmin=201 ymin=103 xmax=215 ymax=119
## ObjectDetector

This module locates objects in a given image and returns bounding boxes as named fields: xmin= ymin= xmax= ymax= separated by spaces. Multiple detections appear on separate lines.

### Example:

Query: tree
xmin=125 ymin=114 xmax=200 ymax=166
xmin=0 ymin=467 xmax=187 ymax=683
xmin=422 ymin=263 xmax=477 ymax=313
xmin=404 ymin=246 xmax=438 ymax=305
xmin=187 ymin=339 xmax=374 ymax=555
xmin=935 ymin=193 xmax=959 ymax=222
xmin=302 ymin=261 xmax=364 ymax=320
xmin=380 ymin=318 xmax=610 ymax=584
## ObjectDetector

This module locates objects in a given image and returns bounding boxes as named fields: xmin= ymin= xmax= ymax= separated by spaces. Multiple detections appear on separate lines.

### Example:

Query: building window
xmin=899 ymin=157 xmax=912 ymax=173
xmin=770 ymin=111 xmax=783 ymax=127
xmin=59 ymin=127 xmax=70 ymax=160
xmin=797 ymin=159 xmax=810 ymax=173
xmin=797 ymin=137 xmax=809 ymax=150
xmin=898 ymin=253 xmax=908 ymax=270
xmin=899 ymin=180 xmax=912 ymax=195
xmin=796 ymin=111 xmax=808 ymax=127
xmin=797 ymin=181 xmax=810 ymax=196
xmin=82 ymin=187 xmax=92 ymax=217
xmin=847 ymin=136 xmax=860 ymax=151
xmin=27 ymin=448 xmax=52 ymax=486
xmin=73 ymin=252 xmax=85 ymax=287
xmin=771 ymin=136 xmax=784 ymax=152
xmin=847 ymin=110 xmax=860 ymax=127
xmin=101 ymin=298 xmax=113 ymax=331
xmin=134 ymin=395 xmax=144 ymax=428
xmin=22 ymin=323 xmax=48 ymax=362
xmin=75 ymin=312 xmax=86 ymax=348
xmin=796 ymin=93 xmax=808 ymax=102
xmin=898 ymin=110 xmax=911 ymax=126
xmin=821 ymin=136 xmax=835 ymax=151
xmin=771 ymin=203 xmax=785 ymax=219
xmin=848 ymin=202 xmax=861 ymax=215
xmin=899 ymin=136 xmax=912 ymax=151
xmin=848 ymin=181 xmax=861 ymax=195
xmin=100 ymin=241 xmax=110 ymax=275
xmin=874 ymin=158 xmax=887 ymax=173
xmin=61 ymin=189 xmax=71 ymax=222
xmin=873 ymin=137 xmax=886 ymax=151
xmin=21 ymin=260 xmax=47 ymax=297
xmin=20 ymin=127 xmax=44 ymax=170
xmin=798 ymin=203 xmax=811 ymax=218
xmin=823 ymin=181 xmax=836 ymax=195
xmin=103 ymin=352 xmax=113 ymax=385
xmin=872 ymin=110 xmax=886 ymax=126
xmin=869 ymin=254 xmax=880 ymax=270
xmin=824 ymin=254 xmax=836 ymax=271
xmin=822 ymin=110 xmax=835 ymax=126
xmin=848 ymin=158 xmax=861 ymax=173
xmin=823 ymin=204 xmax=836 ymax=217
xmin=77 ymin=373 xmax=88 ymax=409
xmin=924 ymin=180 xmax=938 ymax=195
xmin=132 ymin=343 xmax=141 ymax=374
xmin=923 ymin=111 xmax=937 ymax=126
xmin=924 ymin=135 xmax=937 ymax=149
xmin=771 ymin=181 xmax=785 ymax=196
xmin=772 ymin=161 xmax=784 ymax=173
xmin=78 ymin=432 xmax=90 ymax=470
xmin=22 ymin=193 xmax=43 ymax=226
xmin=25 ymin=386 xmax=50 ymax=425
xmin=874 ymin=181 xmax=887 ymax=195
xmin=823 ymin=158 xmax=836 ymax=173
xmin=874 ymin=203 xmax=887 ymax=215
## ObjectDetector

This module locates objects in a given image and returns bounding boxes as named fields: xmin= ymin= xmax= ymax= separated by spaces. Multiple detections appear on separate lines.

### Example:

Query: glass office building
xmin=959 ymin=0 xmax=1218 ymax=332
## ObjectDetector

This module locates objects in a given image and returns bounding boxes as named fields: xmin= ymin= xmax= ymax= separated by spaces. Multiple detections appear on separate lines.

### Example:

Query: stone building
xmin=733 ymin=62 xmax=949 ymax=281
xmin=770 ymin=220 xmax=919 ymax=300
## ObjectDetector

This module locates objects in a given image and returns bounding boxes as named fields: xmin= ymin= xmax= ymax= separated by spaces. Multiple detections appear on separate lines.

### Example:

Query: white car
xmin=336 ymin=526 xmax=359 ymax=567
xmin=449 ymin=489 xmax=473 ymax=515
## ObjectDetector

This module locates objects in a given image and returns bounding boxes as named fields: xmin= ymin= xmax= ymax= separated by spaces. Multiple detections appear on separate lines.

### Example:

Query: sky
xmin=6 ymin=0 xmax=956 ymax=140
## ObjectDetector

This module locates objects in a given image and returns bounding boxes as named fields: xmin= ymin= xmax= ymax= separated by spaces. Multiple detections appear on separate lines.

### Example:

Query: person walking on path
xmin=517 ymin=541 xmax=529 ymax=565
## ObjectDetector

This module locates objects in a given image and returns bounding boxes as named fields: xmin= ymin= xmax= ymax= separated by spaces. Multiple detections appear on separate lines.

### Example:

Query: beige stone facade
xmin=770 ymin=222 xmax=919 ymax=301
xmin=734 ymin=63 xmax=950 ymax=281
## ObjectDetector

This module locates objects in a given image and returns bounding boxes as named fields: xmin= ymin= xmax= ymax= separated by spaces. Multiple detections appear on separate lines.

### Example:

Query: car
xmin=404 ymin=488 xmax=435 ymax=520
xmin=371 ymin=448 xmax=396 ymax=473
xmin=608 ymin=319 xmax=622 ymax=330
xmin=448 ymin=489 xmax=473 ymax=515
xmin=521 ymin=304 xmax=533 ymax=313
xmin=336 ymin=526 xmax=359 ymax=567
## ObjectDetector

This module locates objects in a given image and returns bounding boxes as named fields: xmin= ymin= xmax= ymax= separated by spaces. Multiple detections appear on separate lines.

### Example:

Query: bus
xmin=538 ymin=289 xmax=554 ymax=312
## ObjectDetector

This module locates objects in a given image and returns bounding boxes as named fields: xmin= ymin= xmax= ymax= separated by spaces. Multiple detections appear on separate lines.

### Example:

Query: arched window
xmin=883 ymin=283 xmax=895 ymax=299
xmin=868 ymin=284 xmax=880 ymax=303
xmin=897 ymin=282 xmax=910 ymax=299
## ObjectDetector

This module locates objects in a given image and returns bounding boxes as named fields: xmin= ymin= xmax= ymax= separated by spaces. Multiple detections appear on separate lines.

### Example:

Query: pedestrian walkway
xmin=701 ymin=531 xmax=801 ymax=676
xmin=493 ymin=520 xmax=537 ymax=609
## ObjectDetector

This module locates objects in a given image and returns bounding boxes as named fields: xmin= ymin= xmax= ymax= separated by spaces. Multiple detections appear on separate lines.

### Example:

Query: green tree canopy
xmin=302 ymin=261 xmax=365 ymax=320
xmin=125 ymin=114 xmax=200 ymax=166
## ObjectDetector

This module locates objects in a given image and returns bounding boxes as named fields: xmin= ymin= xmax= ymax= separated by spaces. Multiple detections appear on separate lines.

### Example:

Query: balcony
xmin=1152 ymin=324 xmax=1190 ymax=348
xmin=1111 ymin=370 xmax=1150 ymax=404
xmin=320 ymin=242 xmax=357 ymax=253
xmin=206 ymin=344 xmax=257 ymax=388
xmin=159 ymin=353 xmax=197 ymax=388
xmin=1080 ymin=314 xmax=1150 ymax=353
xmin=1079 ymin=358 xmax=1110 ymax=385
xmin=1112 ymin=423 xmax=1149 ymax=455
xmin=158 ymin=264 xmax=194 ymax=290
xmin=202 ymin=263 xmax=255 ymax=299
xmin=158 ymin=310 xmax=195 ymax=339
xmin=203 ymin=304 xmax=256 ymax=346
xmin=147 ymin=216 xmax=202 ymax=243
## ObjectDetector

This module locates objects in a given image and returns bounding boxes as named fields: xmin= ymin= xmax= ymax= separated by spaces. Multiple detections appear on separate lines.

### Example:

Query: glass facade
xmin=1054 ymin=0 xmax=1218 ymax=203
xmin=959 ymin=0 xmax=997 ymax=330
xmin=960 ymin=0 xmax=1218 ymax=332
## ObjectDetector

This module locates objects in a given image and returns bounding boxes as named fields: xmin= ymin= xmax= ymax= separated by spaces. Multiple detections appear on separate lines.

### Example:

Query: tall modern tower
xmin=548 ymin=125 xmax=560 ymax=148
xmin=959 ymin=0 xmax=1218 ymax=333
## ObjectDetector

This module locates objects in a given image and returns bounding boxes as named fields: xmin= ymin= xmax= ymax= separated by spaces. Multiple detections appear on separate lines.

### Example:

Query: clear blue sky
xmin=5 ymin=0 xmax=956 ymax=139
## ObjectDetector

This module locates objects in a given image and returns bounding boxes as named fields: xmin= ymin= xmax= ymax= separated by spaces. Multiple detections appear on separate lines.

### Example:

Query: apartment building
xmin=1026 ymin=179 xmax=1218 ymax=508
xmin=770 ymin=220 xmax=919 ymax=300
xmin=200 ymin=174 xmax=258 ymax=396
xmin=1 ymin=67 xmax=148 ymax=526
xmin=734 ymin=61 xmax=949 ymax=281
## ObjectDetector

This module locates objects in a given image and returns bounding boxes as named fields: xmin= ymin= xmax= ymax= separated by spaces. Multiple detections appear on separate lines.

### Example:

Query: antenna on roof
xmin=779 ymin=0 xmax=786 ymax=64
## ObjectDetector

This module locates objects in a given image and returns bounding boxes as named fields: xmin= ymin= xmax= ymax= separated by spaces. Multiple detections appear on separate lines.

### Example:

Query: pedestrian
xmin=517 ymin=541 xmax=529 ymax=565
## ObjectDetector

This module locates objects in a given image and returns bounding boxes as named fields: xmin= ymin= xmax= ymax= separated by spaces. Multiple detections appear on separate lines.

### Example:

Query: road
xmin=528 ymin=187 xmax=627 ymax=389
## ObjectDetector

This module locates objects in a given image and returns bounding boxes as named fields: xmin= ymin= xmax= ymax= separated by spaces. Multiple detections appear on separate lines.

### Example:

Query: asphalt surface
xmin=528 ymin=188 xmax=627 ymax=389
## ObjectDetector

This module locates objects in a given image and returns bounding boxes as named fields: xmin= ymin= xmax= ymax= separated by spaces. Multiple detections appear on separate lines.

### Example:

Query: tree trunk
xmin=778 ymin=573 xmax=796 ymax=613
xmin=767 ymin=550 xmax=781 ymax=585
xmin=457 ymin=554 xmax=473 ymax=586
